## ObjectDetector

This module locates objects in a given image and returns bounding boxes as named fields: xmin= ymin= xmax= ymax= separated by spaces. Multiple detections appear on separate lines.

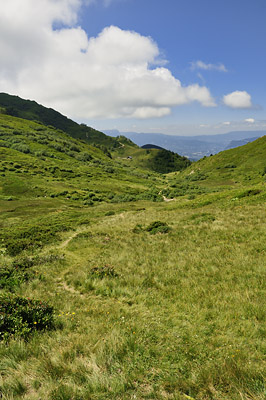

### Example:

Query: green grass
xmin=0 ymin=110 xmax=266 ymax=399
xmin=112 ymin=140 xmax=191 ymax=174
xmin=175 ymin=135 xmax=266 ymax=189
xmin=0 ymin=193 xmax=265 ymax=399
xmin=0 ymin=113 xmax=164 ymax=207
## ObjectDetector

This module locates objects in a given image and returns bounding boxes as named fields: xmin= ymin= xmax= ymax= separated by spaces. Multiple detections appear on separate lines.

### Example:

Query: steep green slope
xmin=0 ymin=114 xmax=164 ymax=204
xmin=0 ymin=92 xmax=117 ymax=148
xmin=0 ymin=93 xmax=192 ymax=174
xmin=170 ymin=135 xmax=266 ymax=188
xmin=160 ymin=136 xmax=266 ymax=200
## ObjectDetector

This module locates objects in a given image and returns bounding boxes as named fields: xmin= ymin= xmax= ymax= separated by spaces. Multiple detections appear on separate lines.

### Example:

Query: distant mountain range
xmin=104 ymin=129 xmax=266 ymax=160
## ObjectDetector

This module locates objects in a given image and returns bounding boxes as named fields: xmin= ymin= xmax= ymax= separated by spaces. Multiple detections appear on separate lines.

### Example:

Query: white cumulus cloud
xmin=190 ymin=60 xmax=227 ymax=72
xmin=245 ymin=118 xmax=255 ymax=123
xmin=0 ymin=0 xmax=216 ymax=120
xmin=223 ymin=91 xmax=253 ymax=109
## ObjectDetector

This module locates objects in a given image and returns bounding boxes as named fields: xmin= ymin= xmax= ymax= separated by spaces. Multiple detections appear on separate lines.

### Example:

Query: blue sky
xmin=1 ymin=0 xmax=265 ymax=135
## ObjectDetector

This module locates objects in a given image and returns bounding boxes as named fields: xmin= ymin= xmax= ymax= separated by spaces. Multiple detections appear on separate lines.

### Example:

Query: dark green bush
xmin=76 ymin=152 xmax=92 ymax=162
xmin=132 ymin=224 xmax=143 ymax=233
xmin=4 ymin=223 xmax=70 ymax=256
xmin=83 ymin=200 xmax=94 ymax=206
xmin=137 ymin=189 xmax=163 ymax=202
xmin=5 ymin=238 xmax=32 ymax=256
xmin=238 ymin=189 xmax=262 ymax=198
xmin=0 ymin=294 xmax=55 ymax=340
xmin=0 ymin=257 xmax=38 ymax=290
xmin=90 ymin=265 xmax=118 ymax=279
xmin=11 ymin=143 xmax=31 ymax=154
xmin=224 ymin=164 xmax=237 ymax=168
xmin=111 ymin=194 xmax=136 ymax=203
xmin=105 ymin=211 xmax=115 ymax=216
xmin=0 ymin=267 xmax=34 ymax=291
xmin=103 ymin=166 xmax=114 ymax=174
xmin=145 ymin=221 xmax=170 ymax=235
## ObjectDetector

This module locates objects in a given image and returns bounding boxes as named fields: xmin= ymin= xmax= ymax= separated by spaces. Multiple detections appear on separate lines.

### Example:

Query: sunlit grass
xmin=0 ymin=194 xmax=265 ymax=399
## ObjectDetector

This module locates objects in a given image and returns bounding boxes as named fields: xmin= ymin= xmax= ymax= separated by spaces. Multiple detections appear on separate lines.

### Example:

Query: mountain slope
xmin=0 ymin=113 xmax=165 ymax=206
xmin=0 ymin=92 xmax=117 ymax=148
xmin=177 ymin=135 xmax=266 ymax=188
xmin=0 ymin=93 xmax=191 ymax=174
xmin=111 ymin=136 xmax=191 ymax=174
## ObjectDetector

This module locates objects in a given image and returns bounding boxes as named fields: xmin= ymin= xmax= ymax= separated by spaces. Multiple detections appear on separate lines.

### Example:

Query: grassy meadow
xmin=0 ymin=189 xmax=265 ymax=399
xmin=0 ymin=105 xmax=265 ymax=399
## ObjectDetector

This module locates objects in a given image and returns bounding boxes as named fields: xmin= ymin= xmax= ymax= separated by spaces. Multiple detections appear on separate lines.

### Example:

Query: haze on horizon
xmin=0 ymin=0 xmax=265 ymax=136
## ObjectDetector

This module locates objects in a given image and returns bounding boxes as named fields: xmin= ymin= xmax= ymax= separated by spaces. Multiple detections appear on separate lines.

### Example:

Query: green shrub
xmin=104 ymin=166 xmax=114 ymax=174
xmin=4 ymin=223 xmax=70 ymax=256
xmin=11 ymin=143 xmax=31 ymax=154
xmin=105 ymin=211 xmax=115 ymax=216
xmin=145 ymin=221 xmax=170 ymax=235
xmin=0 ymin=267 xmax=34 ymax=291
xmin=224 ymin=164 xmax=237 ymax=168
xmin=90 ymin=265 xmax=118 ymax=279
xmin=137 ymin=189 xmax=163 ymax=202
xmin=76 ymin=152 xmax=92 ymax=162
xmin=0 ymin=257 xmax=38 ymax=290
xmin=238 ymin=189 xmax=262 ymax=198
xmin=5 ymin=238 xmax=32 ymax=256
xmin=83 ymin=200 xmax=94 ymax=206
xmin=110 ymin=193 xmax=137 ymax=203
xmin=132 ymin=224 xmax=143 ymax=233
xmin=0 ymin=294 xmax=55 ymax=341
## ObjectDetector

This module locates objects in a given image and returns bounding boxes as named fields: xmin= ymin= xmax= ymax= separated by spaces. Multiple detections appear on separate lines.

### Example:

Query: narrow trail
xmin=162 ymin=195 xmax=174 ymax=202
xmin=58 ymin=227 xmax=88 ymax=249
xmin=159 ymin=190 xmax=175 ymax=202
xmin=56 ymin=228 xmax=90 ymax=297
xmin=56 ymin=279 xmax=85 ymax=297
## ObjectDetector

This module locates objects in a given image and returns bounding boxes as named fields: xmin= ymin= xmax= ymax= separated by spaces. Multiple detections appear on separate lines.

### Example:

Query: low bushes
xmin=145 ymin=221 xmax=171 ymax=234
xmin=3 ymin=223 xmax=70 ymax=256
xmin=0 ymin=294 xmax=55 ymax=341
xmin=0 ymin=265 xmax=35 ymax=291
xmin=133 ymin=221 xmax=171 ymax=235
xmin=90 ymin=265 xmax=118 ymax=279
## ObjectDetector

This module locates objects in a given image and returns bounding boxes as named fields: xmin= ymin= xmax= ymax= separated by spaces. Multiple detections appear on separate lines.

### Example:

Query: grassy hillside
xmin=0 ymin=113 xmax=165 ymax=205
xmin=0 ymin=93 xmax=117 ymax=148
xmin=112 ymin=136 xmax=191 ymax=174
xmin=161 ymin=136 xmax=266 ymax=200
xmin=181 ymin=135 xmax=266 ymax=187
xmin=0 ymin=94 xmax=191 ymax=175
xmin=0 ymin=111 xmax=265 ymax=399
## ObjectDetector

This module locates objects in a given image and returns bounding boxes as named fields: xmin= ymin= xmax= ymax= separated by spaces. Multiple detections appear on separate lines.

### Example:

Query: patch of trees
xmin=151 ymin=149 xmax=191 ymax=174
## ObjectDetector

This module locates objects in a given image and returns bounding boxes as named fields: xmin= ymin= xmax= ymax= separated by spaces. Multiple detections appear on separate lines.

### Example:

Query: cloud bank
xmin=223 ymin=91 xmax=253 ymax=109
xmin=0 ymin=0 xmax=216 ymax=120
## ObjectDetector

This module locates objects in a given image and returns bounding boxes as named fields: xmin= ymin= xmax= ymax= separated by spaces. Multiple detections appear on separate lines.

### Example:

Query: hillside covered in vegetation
xmin=0 ymin=102 xmax=265 ymax=400
xmin=0 ymin=93 xmax=191 ymax=175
